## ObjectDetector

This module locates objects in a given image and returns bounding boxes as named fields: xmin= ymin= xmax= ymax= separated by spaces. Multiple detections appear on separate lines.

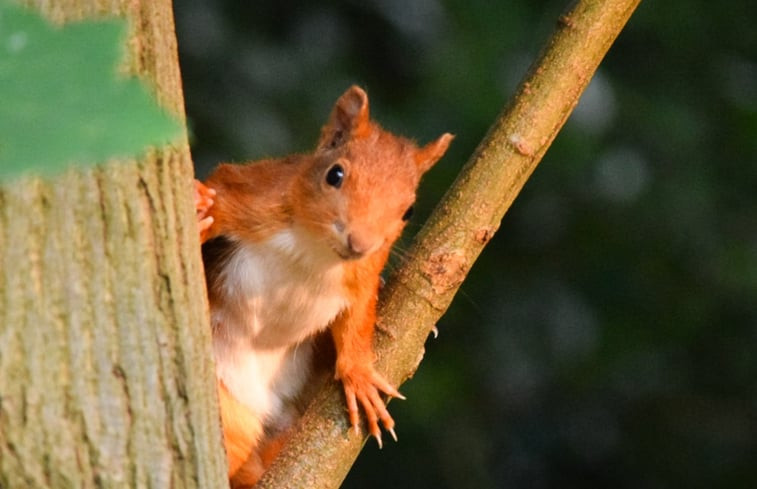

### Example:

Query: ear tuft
xmin=336 ymin=86 xmax=369 ymax=125
xmin=319 ymin=85 xmax=371 ymax=148
xmin=415 ymin=133 xmax=454 ymax=173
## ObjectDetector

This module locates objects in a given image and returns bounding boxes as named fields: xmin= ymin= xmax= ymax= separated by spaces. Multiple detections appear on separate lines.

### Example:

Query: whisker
xmin=402 ymin=221 xmax=425 ymax=233
xmin=388 ymin=247 xmax=412 ymax=265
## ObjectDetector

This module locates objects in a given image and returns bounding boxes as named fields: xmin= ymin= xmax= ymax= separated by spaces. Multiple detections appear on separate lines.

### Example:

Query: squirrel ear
xmin=319 ymin=85 xmax=371 ymax=148
xmin=415 ymin=133 xmax=454 ymax=173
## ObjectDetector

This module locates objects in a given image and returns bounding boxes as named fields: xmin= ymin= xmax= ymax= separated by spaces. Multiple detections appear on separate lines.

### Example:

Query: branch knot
xmin=421 ymin=249 xmax=467 ymax=296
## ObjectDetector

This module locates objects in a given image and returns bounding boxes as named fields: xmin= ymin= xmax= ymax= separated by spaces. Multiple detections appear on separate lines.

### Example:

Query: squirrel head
xmin=296 ymin=85 xmax=453 ymax=261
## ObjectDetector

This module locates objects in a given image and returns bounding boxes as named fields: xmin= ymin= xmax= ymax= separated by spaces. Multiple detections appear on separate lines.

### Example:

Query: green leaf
xmin=0 ymin=1 xmax=182 ymax=179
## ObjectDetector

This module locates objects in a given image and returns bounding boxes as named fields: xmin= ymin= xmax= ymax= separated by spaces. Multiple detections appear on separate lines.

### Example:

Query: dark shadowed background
xmin=173 ymin=1 xmax=757 ymax=487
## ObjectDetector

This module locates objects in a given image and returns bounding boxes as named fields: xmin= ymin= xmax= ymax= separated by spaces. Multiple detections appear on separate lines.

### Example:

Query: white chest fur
xmin=211 ymin=228 xmax=348 ymax=427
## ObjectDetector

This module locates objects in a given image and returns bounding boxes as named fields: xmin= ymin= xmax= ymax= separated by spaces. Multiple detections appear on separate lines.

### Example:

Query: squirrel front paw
xmin=336 ymin=363 xmax=405 ymax=448
xmin=194 ymin=179 xmax=216 ymax=243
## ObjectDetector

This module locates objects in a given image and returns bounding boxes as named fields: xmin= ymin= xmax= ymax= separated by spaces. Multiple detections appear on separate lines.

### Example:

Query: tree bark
xmin=257 ymin=0 xmax=642 ymax=487
xmin=0 ymin=1 xmax=226 ymax=488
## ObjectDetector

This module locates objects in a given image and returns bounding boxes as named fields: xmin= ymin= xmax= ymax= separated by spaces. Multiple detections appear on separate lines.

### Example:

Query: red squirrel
xmin=195 ymin=85 xmax=452 ymax=487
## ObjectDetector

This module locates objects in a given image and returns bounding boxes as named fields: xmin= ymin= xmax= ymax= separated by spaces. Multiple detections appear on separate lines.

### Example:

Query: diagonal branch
xmin=257 ymin=0 xmax=641 ymax=487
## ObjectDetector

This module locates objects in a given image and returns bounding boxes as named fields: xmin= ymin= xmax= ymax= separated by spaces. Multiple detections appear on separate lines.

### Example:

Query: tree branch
xmin=257 ymin=0 xmax=641 ymax=487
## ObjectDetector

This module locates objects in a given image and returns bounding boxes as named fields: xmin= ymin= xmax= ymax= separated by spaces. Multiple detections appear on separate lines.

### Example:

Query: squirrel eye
xmin=325 ymin=164 xmax=344 ymax=188
xmin=402 ymin=205 xmax=414 ymax=221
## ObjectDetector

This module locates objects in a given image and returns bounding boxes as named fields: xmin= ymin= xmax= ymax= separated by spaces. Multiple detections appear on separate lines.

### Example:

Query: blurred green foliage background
xmin=174 ymin=0 xmax=757 ymax=487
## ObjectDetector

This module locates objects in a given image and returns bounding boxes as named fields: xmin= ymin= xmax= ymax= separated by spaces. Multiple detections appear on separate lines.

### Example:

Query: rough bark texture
xmin=256 ymin=0 xmax=642 ymax=487
xmin=0 ymin=1 xmax=226 ymax=488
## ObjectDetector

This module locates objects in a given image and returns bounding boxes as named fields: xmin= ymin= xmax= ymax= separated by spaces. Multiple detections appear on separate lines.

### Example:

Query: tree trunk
xmin=0 ymin=1 xmax=227 ymax=488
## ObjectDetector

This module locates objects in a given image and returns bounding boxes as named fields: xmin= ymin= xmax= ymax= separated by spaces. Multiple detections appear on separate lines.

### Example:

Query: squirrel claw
xmin=194 ymin=179 xmax=216 ymax=209
xmin=374 ymin=431 xmax=383 ymax=450
xmin=339 ymin=364 xmax=403 ymax=449
xmin=195 ymin=180 xmax=216 ymax=242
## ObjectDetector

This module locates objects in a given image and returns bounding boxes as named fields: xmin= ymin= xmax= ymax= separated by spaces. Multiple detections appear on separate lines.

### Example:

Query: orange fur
xmin=217 ymin=380 xmax=264 ymax=478
xmin=198 ymin=85 xmax=452 ymax=486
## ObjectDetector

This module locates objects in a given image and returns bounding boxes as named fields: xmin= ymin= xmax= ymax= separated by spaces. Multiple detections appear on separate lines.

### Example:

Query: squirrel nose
xmin=346 ymin=233 xmax=369 ymax=257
